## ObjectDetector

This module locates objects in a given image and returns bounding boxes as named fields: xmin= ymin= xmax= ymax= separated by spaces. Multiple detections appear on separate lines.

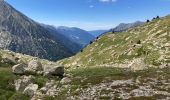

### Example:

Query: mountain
xmin=110 ymin=21 xmax=144 ymax=32
xmin=88 ymin=30 xmax=107 ymax=37
xmin=41 ymin=24 xmax=83 ymax=54
xmin=55 ymin=26 xmax=95 ymax=47
xmin=59 ymin=15 xmax=170 ymax=70
xmin=0 ymin=0 xmax=75 ymax=61
xmin=88 ymin=21 xmax=144 ymax=38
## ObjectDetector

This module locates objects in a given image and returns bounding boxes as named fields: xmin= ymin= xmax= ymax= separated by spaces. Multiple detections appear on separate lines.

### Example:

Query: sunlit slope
xmin=60 ymin=15 xmax=170 ymax=69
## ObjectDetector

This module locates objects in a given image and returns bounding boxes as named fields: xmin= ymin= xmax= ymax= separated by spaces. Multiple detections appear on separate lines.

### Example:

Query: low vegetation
xmin=59 ymin=15 xmax=170 ymax=70
xmin=0 ymin=58 xmax=30 ymax=99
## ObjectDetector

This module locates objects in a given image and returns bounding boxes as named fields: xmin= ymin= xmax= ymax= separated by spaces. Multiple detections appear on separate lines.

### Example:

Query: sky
xmin=6 ymin=0 xmax=170 ymax=31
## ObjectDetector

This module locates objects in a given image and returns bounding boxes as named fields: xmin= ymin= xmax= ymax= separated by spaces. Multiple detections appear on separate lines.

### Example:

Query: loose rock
xmin=23 ymin=83 xmax=38 ymax=97
xmin=14 ymin=75 xmax=35 ymax=92
xmin=12 ymin=63 xmax=27 ymax=75
xmin=27 ymin=60 xmax=43 ymax=73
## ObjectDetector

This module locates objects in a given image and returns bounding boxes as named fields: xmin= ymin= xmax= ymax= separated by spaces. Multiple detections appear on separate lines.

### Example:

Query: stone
xmin=60 ymin=77 xmax=72 ymax=84
xmin=14 ymin=75 xmax=35 ymax=92
xmin=110 ymin=79 xmax=134 ymax=88
xmin=28 ymin=60 xmax=43 ymax=72
xmin=128 ymin=58 xmax=147 ymax=71
xmin=12 ymin=63 xmax=27 ymax=75
xmin=23 ymin=83 xmax=38 ymax=97
xmin=43 ymin=65 xmax=64 ymax=77
xmin=2 ymin=55 xmax=17 ymax=65
xmin=39 ymin=80 xmax=58 ymax=97
xmin=130 ymin=86 xmax=154 ymax=97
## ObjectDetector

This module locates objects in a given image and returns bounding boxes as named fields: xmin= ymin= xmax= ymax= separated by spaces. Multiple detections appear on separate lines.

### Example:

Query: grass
xmin=68 ymin=67 xmax=129 ymax=86
xmin=60 ymin=15 xmax=170 ymax=69
xmin=0 ymin=56 xmax=30 ymax=100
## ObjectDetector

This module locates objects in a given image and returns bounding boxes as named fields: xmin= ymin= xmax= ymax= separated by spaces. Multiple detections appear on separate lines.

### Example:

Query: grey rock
xmin=43 ymin=65 xmax=64 ymax=77
xmin=23 ymin=83 xmax=38 ymax=97
xmin=60 ymin=77 xmax=72 ymax=84
xmin=2 ymin=55 xmax=17 ymax=65
xmin=27 ymin=60 xmax=43 ymax=73
xmin=14 ymin=75 xmax=35 ymax=92
xmin=12 ymin=63 xmax=27 ymax=75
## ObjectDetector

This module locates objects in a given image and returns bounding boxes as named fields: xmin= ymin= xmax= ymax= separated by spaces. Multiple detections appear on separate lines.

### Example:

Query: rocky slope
xmin=0 ymin=51 xmax=169 ymax=99
xmin=59 ymin=15 xmax=170 ymax=70
xmin=0 ymin=0 xmax=74 ymax=61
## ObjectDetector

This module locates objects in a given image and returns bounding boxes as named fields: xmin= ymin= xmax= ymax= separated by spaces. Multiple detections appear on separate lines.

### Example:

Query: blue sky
xmin=6 ymin=0 xmax=170 ymax=30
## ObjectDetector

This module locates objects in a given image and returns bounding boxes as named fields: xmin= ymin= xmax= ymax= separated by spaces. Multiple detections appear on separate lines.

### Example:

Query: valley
xmin=0 ymin=0 xmax=170 ymax=100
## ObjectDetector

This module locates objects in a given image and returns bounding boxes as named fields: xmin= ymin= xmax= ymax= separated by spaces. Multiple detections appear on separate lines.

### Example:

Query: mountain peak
xmin=0 ymin=0 xmax=74 ymax=61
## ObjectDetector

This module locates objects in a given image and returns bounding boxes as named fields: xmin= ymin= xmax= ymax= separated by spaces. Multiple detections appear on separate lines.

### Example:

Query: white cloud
xmin=99 ymin=0 xmax=117 ymax=3
xmin=89 ymin=5 xmax=94 ymax=8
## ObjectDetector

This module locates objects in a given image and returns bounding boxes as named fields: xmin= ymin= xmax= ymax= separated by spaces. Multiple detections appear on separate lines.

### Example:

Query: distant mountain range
xmin=88 ymin=30 xmax=107 ymax=37
xmin=88 ymin=21 xmax=144 ymax=37
xmin=110 ymin=21 xmax=145 ymax=32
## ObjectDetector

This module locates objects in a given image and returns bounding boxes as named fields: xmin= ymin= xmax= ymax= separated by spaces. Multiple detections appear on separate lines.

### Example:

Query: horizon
xmin=6 ymin=0 xmax=170 ymax=31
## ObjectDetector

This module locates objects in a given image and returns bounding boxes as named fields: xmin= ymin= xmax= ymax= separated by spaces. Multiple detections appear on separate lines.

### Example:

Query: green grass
xmin=0 ymin=56 xmax=30 ymax=100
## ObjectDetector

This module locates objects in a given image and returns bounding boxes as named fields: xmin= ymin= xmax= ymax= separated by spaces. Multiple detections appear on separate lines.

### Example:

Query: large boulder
xmin=12 ymin=64 xmax=27 ymax=75
xmin=43 ymin=65 xmax=64 ymax=77
xmin=27 ymin=60 xmax=43 ymax=73
xmin=14 ymin=75 xmax=35 ymax=92
xmin=23 ymin=83 xmax=38 ymax=97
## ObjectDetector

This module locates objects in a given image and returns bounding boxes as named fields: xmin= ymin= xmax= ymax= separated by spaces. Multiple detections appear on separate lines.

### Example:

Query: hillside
xmin=0 ymin=0 xmax=74 ymax=61
xmin=59 ymin=15 xmax=170 ymax=70
xmin=0 ymin=49 xmax=170 ymax=100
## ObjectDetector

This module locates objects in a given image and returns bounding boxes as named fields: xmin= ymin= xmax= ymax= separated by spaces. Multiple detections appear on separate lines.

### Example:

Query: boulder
xmin=43 ymin=65 xmax=64 ymax=77
xmin=12 ymin=64 xmax=27 ymax=75
xmin=27 ymin=60 xmax=43 ymax=73
xmin=23 ymin=83 xmax=38 ymax=97
xmin=14 ymin=75 xmax=35 ymax=92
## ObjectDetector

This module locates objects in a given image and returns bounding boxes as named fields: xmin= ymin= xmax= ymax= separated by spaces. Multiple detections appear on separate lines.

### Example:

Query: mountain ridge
xmin=0 ymin=0 xmax=74 ymax=61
